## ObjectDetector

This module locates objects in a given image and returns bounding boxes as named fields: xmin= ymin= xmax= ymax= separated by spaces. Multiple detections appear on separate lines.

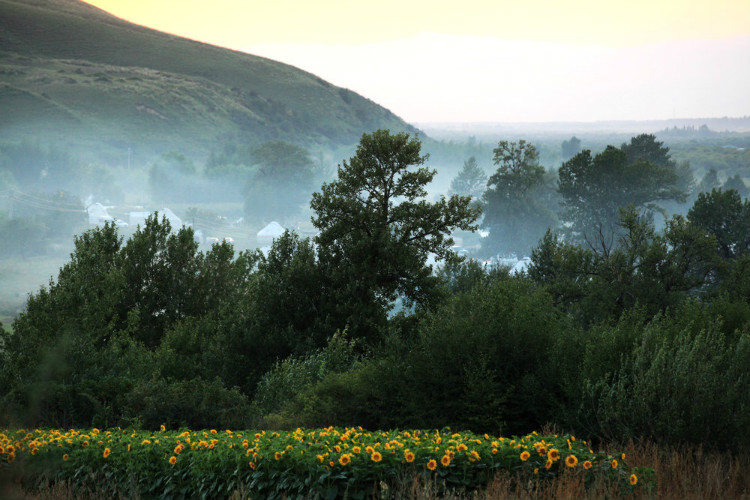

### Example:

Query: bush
xmin=123 ymin=378 xmax=253 ymax=430
xmin=568 ymin=301 xmax=750 ymax=450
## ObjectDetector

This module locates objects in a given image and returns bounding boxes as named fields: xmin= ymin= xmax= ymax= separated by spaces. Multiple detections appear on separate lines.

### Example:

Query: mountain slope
xmin=0 ymin=0 xmax=417 ymax=159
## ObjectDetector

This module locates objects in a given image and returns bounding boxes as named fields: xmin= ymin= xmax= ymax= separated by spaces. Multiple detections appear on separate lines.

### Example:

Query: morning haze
xmin=1 ymin=0 xmax=750 ymax=497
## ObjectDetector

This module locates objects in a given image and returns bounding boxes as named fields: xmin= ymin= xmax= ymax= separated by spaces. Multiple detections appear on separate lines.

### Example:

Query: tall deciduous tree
xmin=558 ymin=136 xmax=684 ymax=250
xmin=561 ymin=136 xmax=581 ymax=161
xmin=310 ymin=129 xmax=480 ymax=340
xmin=449 ymin=156 xmax=487 ymax=201
xmin=481 ymin=140 xmax=556 ymax=257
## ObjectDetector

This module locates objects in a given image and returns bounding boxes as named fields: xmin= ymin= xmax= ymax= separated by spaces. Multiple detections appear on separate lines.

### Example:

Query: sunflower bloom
xmin=249 ymin=462 xmax=256 ymax=470
xmin=583 ymin=460 xmax=592 ymax=470
xmin=63 ymin=454 xmax=69 ymax=461
xmin=274 ymin=452 xmax=282 ymax=461
xmin=427 ymin=459 xmax=437 ymax=471
xmin=103 ymin=448 xmax=111 ymax=459
xmin=520 ymin=451 xmax=531 ymax=461
xmin=457 ymin=444 xmax=468 ymax=452
xmin=169 ymin=456 xmax=177 ymax=465
xmin=630 ymin=474 xmax=638 ymax=485
xmin=441 ymin=455 xmax=451 ymax=467
xmin=611 ymin=459 xmax=618 ymax=469
xmin=405 ymin=451 xmax=415 ymax=463
xmin=371 ymin=451 xmax=382 ymax=462
xmin=339 ymin=454 xmax=351 ymax=466
xmin=565 ymin=455 xmax=578 ymax=468
xmin=547 ymin=449 xmax=560 ymax=461
xmin=545 ymin=459 xmax=553 ymax=470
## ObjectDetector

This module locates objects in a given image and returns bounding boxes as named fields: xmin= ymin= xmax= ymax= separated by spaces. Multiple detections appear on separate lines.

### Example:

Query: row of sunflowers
xmin=1 ymin=426 xmax=650 ymax=499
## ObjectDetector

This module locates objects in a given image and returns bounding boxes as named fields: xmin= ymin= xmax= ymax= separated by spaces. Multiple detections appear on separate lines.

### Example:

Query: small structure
xmin=129 ymin=208 xmax=183 ymax=230
xmin=257 ymin=221 xmax=285 ymax=246
xmin=87 ymin=203 xmax=110 ymax=225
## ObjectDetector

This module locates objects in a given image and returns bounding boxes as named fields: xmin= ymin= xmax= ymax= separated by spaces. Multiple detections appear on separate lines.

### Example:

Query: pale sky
xmin=84 ymin=0 xmax=750 ymax=123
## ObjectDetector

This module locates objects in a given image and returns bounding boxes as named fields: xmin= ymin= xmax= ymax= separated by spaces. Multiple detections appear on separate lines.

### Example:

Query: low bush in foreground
xmin=0 ymin=427 xmax=646 ymax=500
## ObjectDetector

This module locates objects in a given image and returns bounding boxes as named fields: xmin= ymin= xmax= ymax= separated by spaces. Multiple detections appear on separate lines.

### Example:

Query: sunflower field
xmin=0 ymin=426 xmax=649 ymax=499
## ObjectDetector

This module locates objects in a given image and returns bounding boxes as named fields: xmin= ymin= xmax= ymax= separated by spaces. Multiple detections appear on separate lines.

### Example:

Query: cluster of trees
xmin=150 ymin=141 xmax=322 ymax=224
xmin=450 ymin=133 xmax=748 ymax=258
xmin=1 ymin=130 xmax=748 ymax=452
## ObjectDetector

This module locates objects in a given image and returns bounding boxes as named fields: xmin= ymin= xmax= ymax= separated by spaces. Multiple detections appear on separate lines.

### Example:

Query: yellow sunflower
xmin=520 ymin=451 xmax=531 ymax=461
xmin=565 ymin=455 xmax=578 ymax=468
xmin=441 ymin=455 xmax=451 ymax=467
xmin=427 ymin=459 xmax=437 ymax=471
xmin=630 ymin=474 xmax=638 ymax=485
xmin=371 ymin=451 xmax=382 ymax=462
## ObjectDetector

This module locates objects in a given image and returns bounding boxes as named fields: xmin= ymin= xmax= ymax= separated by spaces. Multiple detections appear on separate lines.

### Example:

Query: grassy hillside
xmin=0 ymin=0 xmax=417 ymax=161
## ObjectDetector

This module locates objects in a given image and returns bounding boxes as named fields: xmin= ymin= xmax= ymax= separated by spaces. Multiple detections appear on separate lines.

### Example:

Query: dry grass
xmin=3 ymin=440 xmax=749 ymax=500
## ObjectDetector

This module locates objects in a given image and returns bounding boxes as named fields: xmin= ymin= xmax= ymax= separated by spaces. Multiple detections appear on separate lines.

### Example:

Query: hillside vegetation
xmin=0 ymin=0 xmax=416 ymax=160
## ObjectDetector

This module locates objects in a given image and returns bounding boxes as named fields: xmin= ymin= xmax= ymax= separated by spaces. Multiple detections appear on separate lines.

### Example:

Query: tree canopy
xmin=310 ymin=129 xmax=480 ymax=338
xmin=481 ymin=140 xmax=556 ymax=257
xmin=449 ymin=156 xmax=487 ymax=201
xmin=558 ymin=135 xmax=684 ymax=250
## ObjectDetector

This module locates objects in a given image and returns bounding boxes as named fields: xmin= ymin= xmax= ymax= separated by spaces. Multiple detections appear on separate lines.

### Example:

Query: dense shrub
xmin=567 ymin=301 xmax=750 ymax=450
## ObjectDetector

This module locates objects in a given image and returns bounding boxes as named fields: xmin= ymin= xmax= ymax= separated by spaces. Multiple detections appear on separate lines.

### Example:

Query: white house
xmin=257 ymin=221 xmax=285 ymax=246
xmin=129 ymin=208 xmax=183 ymax=230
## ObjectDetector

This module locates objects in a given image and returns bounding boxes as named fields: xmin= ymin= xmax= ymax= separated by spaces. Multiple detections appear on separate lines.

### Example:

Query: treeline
xmin=460 ymin=134 xmax=749 ymax=258
xmin=0 ymin=130 xmax=748 ymax=453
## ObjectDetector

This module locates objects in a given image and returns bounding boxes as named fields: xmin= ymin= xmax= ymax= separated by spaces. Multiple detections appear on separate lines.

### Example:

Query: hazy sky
xmin=84 ymin=0 xmax=750 ymax=123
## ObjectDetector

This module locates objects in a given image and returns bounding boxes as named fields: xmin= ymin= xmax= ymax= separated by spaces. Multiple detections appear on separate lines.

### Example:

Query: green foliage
xmin=292 ymin=274 xmax=571 ymax=435
xmin=561 ymin=136 xmax=581 ymax=160
xmin=558 ymin=135 xmax=684 ymax=249
xmin=448 ymin=155 xmax=487 ymax=201
xmin=251 ymin=329 xmax=361 ymax=425
xmin=0 ymin=215 xmax=257 ymax=428
xmin=722 ymin=174 xmax=750 ymax=199
xmin=688 ymin=188 xmax=750 ymax=260
xmin=481 ymin=140 xmax=557 ymax=257
xmin=123 ymin=378 xmax=253 ymax=430
xmin=311 ymin=129 xmax=480 ymax=341
xmin=529 ymin=207 xmax=715 ymax=324
xmin=567 ymin=302 xmax=750 ymax=450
